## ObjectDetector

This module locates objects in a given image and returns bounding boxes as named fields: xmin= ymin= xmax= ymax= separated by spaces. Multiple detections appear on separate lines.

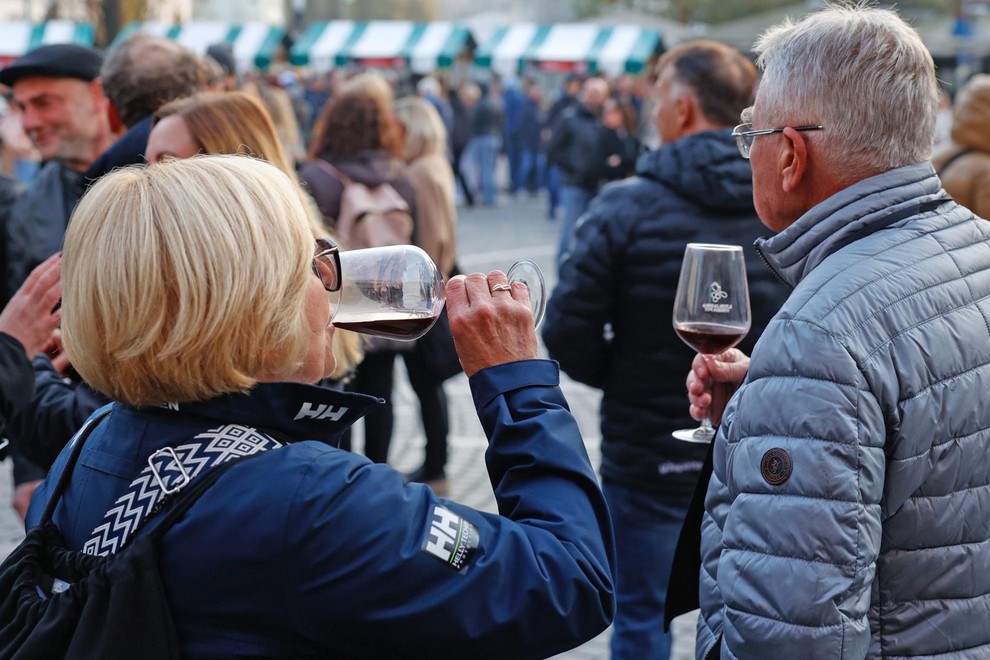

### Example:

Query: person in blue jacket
xmin=26 ymin=154 xmax=615 ymax=659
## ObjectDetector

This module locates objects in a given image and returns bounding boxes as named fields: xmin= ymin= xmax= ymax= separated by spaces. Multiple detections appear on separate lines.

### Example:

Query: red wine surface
xmin=674 ymin=322 xmax=747 ymax=354
xmin=334 ymin=312 xmax=437 ymax=340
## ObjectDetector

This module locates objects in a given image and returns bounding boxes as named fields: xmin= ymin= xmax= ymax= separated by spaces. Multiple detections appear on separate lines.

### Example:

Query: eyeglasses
xmin=731 ymin=122 xmax=824 ymax=159
xmin=312 ymin=237 xmax=341 ymax=293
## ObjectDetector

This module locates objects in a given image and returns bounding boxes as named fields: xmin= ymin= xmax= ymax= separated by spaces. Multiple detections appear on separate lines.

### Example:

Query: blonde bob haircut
xmin=62 ymin=155 xmax=315 ymax=408
xmin=393 ymin=96 xmax=448 ymax=164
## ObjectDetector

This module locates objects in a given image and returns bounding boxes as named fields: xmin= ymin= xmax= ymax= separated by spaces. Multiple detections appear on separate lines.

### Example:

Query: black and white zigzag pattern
xmin=83 ymin=424 xmax=280 ymax=557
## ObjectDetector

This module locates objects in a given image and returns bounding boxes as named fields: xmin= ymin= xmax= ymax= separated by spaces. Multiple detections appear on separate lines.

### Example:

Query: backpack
xmin=0 ymin=409 xmax=275 ymax=659
xmin=314 ymin=159 xmax=414 ymax=251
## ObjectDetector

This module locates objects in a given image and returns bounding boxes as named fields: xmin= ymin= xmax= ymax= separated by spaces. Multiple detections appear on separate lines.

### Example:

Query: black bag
xmin=0 ymin=410 xmax=260 ymax=659
xmin=410 ymin=306 xmax=463 ymax=384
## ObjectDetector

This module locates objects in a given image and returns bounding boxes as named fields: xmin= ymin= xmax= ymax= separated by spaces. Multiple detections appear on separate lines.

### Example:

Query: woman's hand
xmin=687 ymin=348 xmax=750 ymax=426
xmin=445 ymin=271 xmax=538 ymax=377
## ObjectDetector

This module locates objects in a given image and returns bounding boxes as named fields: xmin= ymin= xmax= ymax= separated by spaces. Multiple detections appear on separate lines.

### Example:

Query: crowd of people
xmin=0 ymin=2 xmax=988 ymax=658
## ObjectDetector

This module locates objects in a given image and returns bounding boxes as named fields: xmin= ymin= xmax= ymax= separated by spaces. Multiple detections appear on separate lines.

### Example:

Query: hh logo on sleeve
xmin=422 ymin=505 xmax=479 ymax=571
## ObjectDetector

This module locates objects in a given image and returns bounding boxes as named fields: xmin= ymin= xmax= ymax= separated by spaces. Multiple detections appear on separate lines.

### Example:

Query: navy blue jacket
xmin=5 ymin=356 xmax=108 ymax=468
xmin=543 ymin=129 xmax=789 ymax=497
xmin=27 ymin=361 xmax=615 ymax=659
xmin=0 ymin=332 xmax=33 ymax=437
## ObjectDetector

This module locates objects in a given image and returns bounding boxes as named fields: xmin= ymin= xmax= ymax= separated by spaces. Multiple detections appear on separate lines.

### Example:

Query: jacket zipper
xmin=753 ymin=240 xmax=792 ymax=288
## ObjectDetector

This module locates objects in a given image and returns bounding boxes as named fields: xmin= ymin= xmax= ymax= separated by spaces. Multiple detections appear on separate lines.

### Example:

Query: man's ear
xmin=780 ymin=126 xmax=809 ymax=192
xmin=675 ymin=91 xmax=695 ymax=133
xmin=107 ymin=101 xmax=124 ymax=135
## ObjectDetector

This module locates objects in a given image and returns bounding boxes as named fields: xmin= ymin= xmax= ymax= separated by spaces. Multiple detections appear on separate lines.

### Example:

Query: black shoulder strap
xmin=39 ymin=406 xmax=113 ymax=524
xmin=937 ymin=148 xmax=974 ymax=177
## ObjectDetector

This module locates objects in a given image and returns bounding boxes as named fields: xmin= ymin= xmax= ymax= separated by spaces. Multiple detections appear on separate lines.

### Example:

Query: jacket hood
xmin=635 ymin=128 xmax=753 ymax=212
xmin=951 ymin=74 xmax=990 ymax=153
xmin=318 ymin=149 xmax=405 ymax=187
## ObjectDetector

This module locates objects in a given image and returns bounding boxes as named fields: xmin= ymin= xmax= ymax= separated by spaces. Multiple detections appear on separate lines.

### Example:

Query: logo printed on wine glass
xmin=703 ymin=282 xmax=733 ymax=313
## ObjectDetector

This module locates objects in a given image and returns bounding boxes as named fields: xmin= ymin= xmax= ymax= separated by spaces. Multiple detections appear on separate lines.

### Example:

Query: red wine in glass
xmin=674 ymin=322 xmax=747 ymax=355
xmin=671 ymin=244 xmax=751 ymax=443
xmin=333 ymin=311 xmax=439 ymax=340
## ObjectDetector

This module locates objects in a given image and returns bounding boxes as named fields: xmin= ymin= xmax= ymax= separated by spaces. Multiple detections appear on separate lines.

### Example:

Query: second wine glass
xmin=671 ymin=243 xmax=751 ymax=443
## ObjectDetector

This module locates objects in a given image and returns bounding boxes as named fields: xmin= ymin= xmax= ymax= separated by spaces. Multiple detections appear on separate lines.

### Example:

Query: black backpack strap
xmin=39 ymin=406 xmax=113 ymax=524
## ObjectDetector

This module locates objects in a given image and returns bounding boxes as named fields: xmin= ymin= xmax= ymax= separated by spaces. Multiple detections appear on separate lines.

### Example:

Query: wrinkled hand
xmin=686 ymin=348 xmax=750 ymax=426
xmin=0 ymin=253 xmax=62 ymax=357
xmin=446 ymin=271 xmax=538 ymax=377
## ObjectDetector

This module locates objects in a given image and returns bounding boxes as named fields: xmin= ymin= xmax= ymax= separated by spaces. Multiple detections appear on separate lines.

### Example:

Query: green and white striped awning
xmin=113 ymin=21 xmax=285 ymax=71
xmin=290 ymin=21 xmax=473 ymax=73
xmin=0 ymin=20 xmax=94 ymax=65
xmin=475 ymin=23 xmax=662 ymax=77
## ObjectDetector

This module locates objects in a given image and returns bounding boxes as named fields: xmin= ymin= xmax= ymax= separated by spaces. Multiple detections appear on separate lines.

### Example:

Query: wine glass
xmin=328 ymin=245 xmax=546 ymax=341
xmin=506 ymin=259 xmax=547 ymax=329
xmin=671 ymin=243 xmax=751 ymax=443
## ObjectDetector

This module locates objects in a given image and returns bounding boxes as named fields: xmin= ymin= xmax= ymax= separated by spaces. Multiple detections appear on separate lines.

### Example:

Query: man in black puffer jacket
xmin=543 ymin=40 xmax=789 ymax=660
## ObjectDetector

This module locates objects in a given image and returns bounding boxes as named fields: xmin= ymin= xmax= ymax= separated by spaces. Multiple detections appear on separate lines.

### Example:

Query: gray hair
xmin=754 ymin=3 xmax=938 ymax=176
xmin=102 ymin=34 xmax=210 ymax=128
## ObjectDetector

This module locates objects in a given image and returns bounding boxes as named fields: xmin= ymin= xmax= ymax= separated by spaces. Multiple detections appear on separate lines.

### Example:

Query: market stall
xmin=0 ymin=20 xmax=94 ymax=66
xmin=474 ymin=23 xmax=663 ymax=78
xmin=113 ymin=21 xmax=286 ymax=71
xmin=289 ymin=20 xmax=474 ymax=73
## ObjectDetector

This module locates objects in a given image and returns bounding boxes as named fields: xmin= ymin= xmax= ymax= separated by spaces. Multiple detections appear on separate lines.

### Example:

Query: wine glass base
xmin=672 ymin=427 xmax=715 ymax=444
xmin=507 ymin=259 xmax=547 ymax=329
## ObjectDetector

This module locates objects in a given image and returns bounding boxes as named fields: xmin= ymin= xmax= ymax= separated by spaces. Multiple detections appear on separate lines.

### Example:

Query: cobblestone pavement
xmin=0 ymin=189 xmax=698 ymax=660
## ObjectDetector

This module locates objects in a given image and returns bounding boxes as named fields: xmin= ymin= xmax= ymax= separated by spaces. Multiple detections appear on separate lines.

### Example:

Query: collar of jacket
xmin=754 ymin=162 xmax=949 ymax=288
xmin=124 ymin=381 xmax=382 ymax=446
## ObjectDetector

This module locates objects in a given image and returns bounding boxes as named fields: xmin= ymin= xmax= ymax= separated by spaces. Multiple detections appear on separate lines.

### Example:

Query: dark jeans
xmin=401 ymin=350 xmax=450 ymax=476
xmin=345 ymin=351 xmax=397 ymax=463
xmin=602 ymin=479 xmax=691 ymax=660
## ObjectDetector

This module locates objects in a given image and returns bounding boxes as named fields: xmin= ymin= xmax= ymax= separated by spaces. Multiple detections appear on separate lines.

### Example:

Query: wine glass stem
xmin=699 ymin=411 xmax=714 ymax=437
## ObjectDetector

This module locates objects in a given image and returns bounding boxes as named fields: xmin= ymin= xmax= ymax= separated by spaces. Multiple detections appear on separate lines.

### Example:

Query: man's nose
xmin=20 ymin=108 xmax=41 ymax=132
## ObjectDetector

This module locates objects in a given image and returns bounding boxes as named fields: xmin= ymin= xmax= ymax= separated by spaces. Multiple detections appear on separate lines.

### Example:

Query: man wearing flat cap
xmin=0 ymin=43 xmax=112 ymax=304
xmin=0 ymin=43 xmax=112 ymax=520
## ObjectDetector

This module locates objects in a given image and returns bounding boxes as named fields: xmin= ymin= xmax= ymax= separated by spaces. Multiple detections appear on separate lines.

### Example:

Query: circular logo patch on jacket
xmin=760 ymin=448 xmax=792 ymax=486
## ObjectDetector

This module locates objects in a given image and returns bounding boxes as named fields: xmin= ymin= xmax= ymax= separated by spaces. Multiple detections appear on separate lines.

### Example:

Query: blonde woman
xmin=26 ymin=155 xmax=614 ymax=658
xmin=146 ymin=90 xmax=362 ymax=383
xmin=392 ymin=96 xmax=460 ymax=492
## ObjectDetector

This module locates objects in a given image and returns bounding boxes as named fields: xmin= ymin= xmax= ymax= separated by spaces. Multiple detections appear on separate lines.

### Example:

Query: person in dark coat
xmin=0 ymin=44 xmax=111 ymax=305
xmin=598 ymin=96 xmax=641 ymax=183
xmin=542 ymin=41 xmax=789 ymax=660
xmin=546 ymin=77 xmax=609 ymax=267
xmin=84 ymin=34 xmax=210 ymax=184
xmin=543 ymin=74 xmax=582 ymax=220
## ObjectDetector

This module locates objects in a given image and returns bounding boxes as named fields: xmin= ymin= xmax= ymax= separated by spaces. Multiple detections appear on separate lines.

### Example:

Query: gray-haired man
xmin=689 ymin=4 xmax=990 ymax=657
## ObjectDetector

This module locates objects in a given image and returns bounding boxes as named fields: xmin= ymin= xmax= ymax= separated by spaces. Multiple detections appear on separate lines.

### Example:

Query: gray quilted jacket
xmin=697 ymin=163 xmax=990 ymax=659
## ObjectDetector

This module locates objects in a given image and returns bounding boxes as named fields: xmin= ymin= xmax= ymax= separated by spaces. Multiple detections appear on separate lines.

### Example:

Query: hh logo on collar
xmin=294 ymin=402 xmax=348 ymax=421
xmin=761 ymin=448 xmax=792 ymax=486
xmin=422 ymin=505 xmax=479 ymax=571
